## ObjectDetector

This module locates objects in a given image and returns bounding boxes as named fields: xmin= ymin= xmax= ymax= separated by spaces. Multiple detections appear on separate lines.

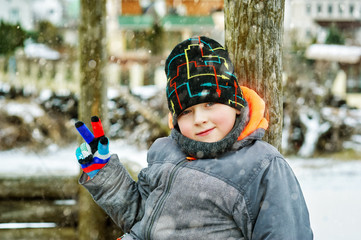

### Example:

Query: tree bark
xmin=78 ymin=1 xmax=108 ymax=239
xmin=224 ymin=0 xmax=285 ymax=150
xmin=79 ymin=0 xmax=108 ymax=123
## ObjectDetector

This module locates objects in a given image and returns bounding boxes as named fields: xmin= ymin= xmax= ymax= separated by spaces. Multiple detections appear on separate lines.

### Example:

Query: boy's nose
xmin=194 ymin=109 xmax=207 ymax=125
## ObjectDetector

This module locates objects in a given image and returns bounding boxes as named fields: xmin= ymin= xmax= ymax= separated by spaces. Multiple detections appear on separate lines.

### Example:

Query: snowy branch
xmin=298 ymin=108 xmax=331 ymax=158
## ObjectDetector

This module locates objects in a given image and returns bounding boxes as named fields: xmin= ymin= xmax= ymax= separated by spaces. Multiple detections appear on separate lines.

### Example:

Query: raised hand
xmin=75 ymin=116 xmax=111 ymax=179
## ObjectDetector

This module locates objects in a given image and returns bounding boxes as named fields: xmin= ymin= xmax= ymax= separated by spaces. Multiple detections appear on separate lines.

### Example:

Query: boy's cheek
xmin=178 ymin=122 xmax=194 ymax=140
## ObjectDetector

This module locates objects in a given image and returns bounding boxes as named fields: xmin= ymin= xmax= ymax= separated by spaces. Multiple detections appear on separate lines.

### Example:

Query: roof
xmin=161 ymin=15 xmax=214 ymax=31
xmin=306 ymin=44 xmax=361 ymax=64
xmin=314 ymin=18 xmax=361 ymax=29
xmin=24 ymin=43 xmax=60 ymax=60
xmin=118 ymin=15 xmax=214 ymax=31
xmin=118 ymin=15 xmax=154 ymax=29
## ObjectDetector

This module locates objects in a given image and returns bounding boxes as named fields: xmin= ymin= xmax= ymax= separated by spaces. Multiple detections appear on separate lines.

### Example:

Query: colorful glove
xmin=75 ymin=116 xmax=111 ymax=179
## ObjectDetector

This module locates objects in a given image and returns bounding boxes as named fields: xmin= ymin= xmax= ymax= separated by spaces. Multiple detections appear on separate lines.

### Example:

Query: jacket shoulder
xmin=233 ymin=140 xmax=286 ymax=191
xmin=147 ymin=136 xmax=185 ymax=165
xmin=189 ymin=140 xmax=284 ymax=193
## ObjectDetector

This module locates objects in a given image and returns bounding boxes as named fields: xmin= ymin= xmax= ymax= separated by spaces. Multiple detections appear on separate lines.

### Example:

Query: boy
xmin=75 ymin=36 xmax=313 ymax=239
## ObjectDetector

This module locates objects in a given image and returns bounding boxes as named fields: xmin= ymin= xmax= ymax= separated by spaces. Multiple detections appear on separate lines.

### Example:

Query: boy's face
xmin=177 ymin=103 xmax=240 ymax=143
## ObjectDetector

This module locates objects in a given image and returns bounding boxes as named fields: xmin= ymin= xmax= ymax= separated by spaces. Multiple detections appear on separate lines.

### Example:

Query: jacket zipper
xmin=145 ymin=159 xmax=187 ymax=240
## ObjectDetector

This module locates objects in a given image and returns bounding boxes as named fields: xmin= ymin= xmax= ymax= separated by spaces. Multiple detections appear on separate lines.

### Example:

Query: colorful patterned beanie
xmin=165 ymin=36 xmax=247 ymax=125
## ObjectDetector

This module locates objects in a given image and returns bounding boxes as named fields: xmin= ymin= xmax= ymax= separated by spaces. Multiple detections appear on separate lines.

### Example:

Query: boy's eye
xmin=205 ymin=102 xmax=215 ymax=107
xmin=179 ymin=109 xmax=191 ymax=116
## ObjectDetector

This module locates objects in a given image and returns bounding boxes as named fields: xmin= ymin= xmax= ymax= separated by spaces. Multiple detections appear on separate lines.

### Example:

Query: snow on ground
xmin=1 ymin=145 xmax=361 ymax=240
xmin=0 ymin=100 xmax=45 ymax=124
xmin=288 ymin=158 xmax=361 ymax=240
xmin=0 ymin=139 xmax=148 ymax=178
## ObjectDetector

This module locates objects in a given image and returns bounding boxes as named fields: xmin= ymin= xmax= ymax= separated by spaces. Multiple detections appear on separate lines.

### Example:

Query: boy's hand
xmin=75 ymin=116 xmax=111 ymax=178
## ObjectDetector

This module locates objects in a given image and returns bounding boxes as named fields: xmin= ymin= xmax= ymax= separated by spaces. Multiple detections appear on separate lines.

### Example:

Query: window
xmin=306 ymin=4 xmax=312 ymax=16
xmin=338 ymin=3 xmax=344 ymax=15
xmin=328 ymin=4 xmax=333 ymax=15
xmin=346 ymin=65 xmax=361 ymax=93
xmin=349 ymin=4 xmax=354 ymax=15
xmin=9 ymin=8 xmax=19 ymax=23
xmin=317 ymin=4 xmax=322 ymax=14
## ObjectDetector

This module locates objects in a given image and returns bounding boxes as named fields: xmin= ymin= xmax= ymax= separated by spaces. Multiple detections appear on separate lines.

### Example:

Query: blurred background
xmin=0 ymin=0 xmax=360 ymax=239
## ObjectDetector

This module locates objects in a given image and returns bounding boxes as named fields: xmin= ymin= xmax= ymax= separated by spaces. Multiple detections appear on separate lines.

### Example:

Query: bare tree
xmin=78 ymin=0 xmax=108 ymax=239
xmin=224 ymin=0 xmax=285 ymax=150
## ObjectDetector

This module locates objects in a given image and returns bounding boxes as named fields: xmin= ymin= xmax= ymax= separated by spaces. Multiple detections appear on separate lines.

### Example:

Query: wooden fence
xmin=0 ymin=176 xmax=78 ymax=239
xmin=0 ymin=175 xmax=121 ymax=239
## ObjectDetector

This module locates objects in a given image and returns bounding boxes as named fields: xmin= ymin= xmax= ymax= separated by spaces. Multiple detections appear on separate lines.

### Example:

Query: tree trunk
xmin=79 ymin=0 xmax=108 ymax=123
xmin=224 ymin=0 xmax=285 ymax=150
xmin=78 ymin=1 xmax=108 ymax=239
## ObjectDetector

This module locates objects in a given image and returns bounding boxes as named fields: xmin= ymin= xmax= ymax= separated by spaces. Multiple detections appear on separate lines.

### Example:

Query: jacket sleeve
xmin=79 ymin=154 xmax=150 ymax=233
xmin=234 ymin=156 xmax=313 ymax=240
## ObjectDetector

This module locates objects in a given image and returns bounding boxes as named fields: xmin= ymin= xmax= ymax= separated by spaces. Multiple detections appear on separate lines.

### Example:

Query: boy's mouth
xmin=196 ymin=127 xmax=215 ymax=136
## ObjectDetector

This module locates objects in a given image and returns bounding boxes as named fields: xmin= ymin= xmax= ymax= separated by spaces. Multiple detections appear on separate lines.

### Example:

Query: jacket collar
xmin=237 ymin=86 xmax=268 ymax=141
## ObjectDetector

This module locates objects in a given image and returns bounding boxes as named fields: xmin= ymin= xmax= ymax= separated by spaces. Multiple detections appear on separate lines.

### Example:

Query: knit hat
xmin=165 ymin=36 xmax=247 ymax=125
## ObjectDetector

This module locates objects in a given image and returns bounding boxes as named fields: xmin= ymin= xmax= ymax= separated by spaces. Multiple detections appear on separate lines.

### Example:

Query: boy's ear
xmin=168 ymin=112 xmax=174 ymax=129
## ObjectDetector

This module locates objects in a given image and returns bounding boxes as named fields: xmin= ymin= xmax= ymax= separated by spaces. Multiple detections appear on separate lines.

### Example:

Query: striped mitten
xmin=75 ymin=116 xmax=111 ymax=179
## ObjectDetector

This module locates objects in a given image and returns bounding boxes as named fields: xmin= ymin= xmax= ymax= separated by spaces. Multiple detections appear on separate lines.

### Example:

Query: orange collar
xmin=237 ymin=86 xmax=268 ymax=141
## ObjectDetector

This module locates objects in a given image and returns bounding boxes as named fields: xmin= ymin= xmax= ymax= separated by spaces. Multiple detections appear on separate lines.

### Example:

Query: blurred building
xmin=109 ymin=0 xmax=225 ymax=56
xmin=305 ymin=44 xmax=361 ymax=108
xmin=1 ymin=0 xmax=360 ymax=104
xmin=0 ymin=0 xmax=79 ymax=46
xmin=0 ymin=0 xmax=65 ymax=30
xmin=284 ymin=0 xmax=361 ymax=108
xmin=165 ymin=0 xmax=223 ymax=16
xmin=105 ymin=0 xmax=225 ymax=87
xmin=119 ymin=0 xmax=223 ymax=17
xmin=284 ymin=0 xmax=361 ymax=45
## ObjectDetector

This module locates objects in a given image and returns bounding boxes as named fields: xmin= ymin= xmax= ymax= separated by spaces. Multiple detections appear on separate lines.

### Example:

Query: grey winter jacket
xmin=80 ymin=132 xmax=313 ymax=240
